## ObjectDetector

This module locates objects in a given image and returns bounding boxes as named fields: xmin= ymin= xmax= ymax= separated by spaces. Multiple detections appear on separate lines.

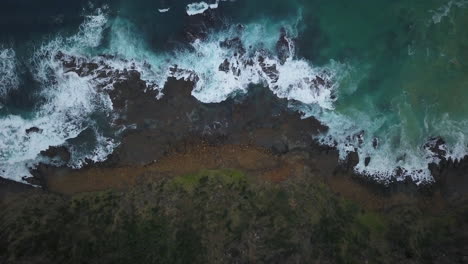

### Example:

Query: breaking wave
xmin=186 ymin=0 xmax=223 ymax=16
xmin=429 ymin=0 xmax=468 ymax=24
xmin=0 ymin=7 xmax=118 ymax=182
xmin=100 ymin=15 xmax=340 ymax=109
xmin=2 ymin=2 xmax=468 ymax=185
xmin=168 ymin=26 xmax=340 ymax=109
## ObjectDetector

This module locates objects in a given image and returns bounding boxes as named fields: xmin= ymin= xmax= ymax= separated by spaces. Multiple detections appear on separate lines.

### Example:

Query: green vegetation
xmin=1 ymin=170 xmax=467 ymax=264
xmin=171 ymin=169 xmax=247 ymax=193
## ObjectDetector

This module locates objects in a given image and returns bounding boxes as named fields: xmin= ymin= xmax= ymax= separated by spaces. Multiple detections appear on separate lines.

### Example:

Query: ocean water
xmin=0 ymin=0 xmax=467 ymax=183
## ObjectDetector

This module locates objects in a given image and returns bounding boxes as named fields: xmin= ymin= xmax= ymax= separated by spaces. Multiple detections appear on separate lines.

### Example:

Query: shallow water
xmin=0 ymin=0 xmax=467 ymax=183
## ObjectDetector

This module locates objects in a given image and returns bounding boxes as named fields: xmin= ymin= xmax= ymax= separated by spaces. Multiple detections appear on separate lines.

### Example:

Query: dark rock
xmin=19 ymin=48 xmax=468 ymax=209
xmin=353 ymin=130 xmax=365 ymax=147
xmin=0 ymin=177 xmax=35 ymax=200
xmin=219 ymin=37 xmax=246 ymax=55
xmin=272 ymin=140 xmax=289 ymax=154
xmin=424 ymin=137 xmax=447 ymax=160
xmin=258 ymin=56 xmax=279 ymax=83
xmin=52 ymin=51 xmax=468 ymax=197
xmin=183 ymin=9 xmax=222 ymax=42
xmin=55 ymin=51 xmax=77 ymax=68
xmin=313 ymin=76 xmax=325 ymax=86
xmin=25 ymin=127 xmax=42 ymax=134
xmin=345 ymin=151 xmax=359 ymax=170
xmin=79 ymin=62 xmax=99 ymax=76
xmin=232 ymin=67 xmax=241 ymax=76
xmin=365 ymin=157 xmax=371 ymax=167
xmin=312 ymin=74 xmax=333 ymax=89
xmin=127 ymin=69 xmax=141 ymax=80
xmin=276 ymin=27 xmax=293 ymax=64
xmin=372 ymin=137 xmax=379 ymax=149
xmin=218 ymin=59 xmax=230 ymax=72
xmin=40 ymin=146 xmax=71 ymax=163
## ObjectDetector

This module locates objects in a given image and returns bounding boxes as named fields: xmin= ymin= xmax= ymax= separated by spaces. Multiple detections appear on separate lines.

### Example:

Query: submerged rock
xmin=364 ymin=156 xmax=371 ymax=167
xmin=372 ymin=137 xmax=379 ymax=149
xmin=218 ymin=58 xmax=230 ymax=72
xmin=258 ymin=56 xmax=279 ymax=83
xmin=424 ymin=136 xmax=447 ymax=160
xmin=40 ymin=146 xmax=71 ymax=163
xmin=219 ymin=37 xmax=246 ymax=55
xmin=276 ymin=27 xmax=293 ymax=64
xmin=25 ymin=127 xmax=42 ymax=134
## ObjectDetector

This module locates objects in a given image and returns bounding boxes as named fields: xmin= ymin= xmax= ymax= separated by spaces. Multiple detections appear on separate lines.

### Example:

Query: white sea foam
xmin=0 ymin=71 xmax=113 ymax=182
xmin=0 ymin=48 xmax=19 ymax=98
xmin=296 ymin=104 xmax=433 ymax=184
xmin=158 ymin=8 xmax=170 ymax=13
xmin=186 ymin=2 xmax=211 ymax=15
xmin=101 ymin=16 xmax=337 ymax=109
xmin=0 ymin=7 xmax=116 ymax=182
xmin=295 ymin=91 xmax=468 ymax=184
xmin=67 ymin=126 xmax=120 ymax=169
xmin=152 ymin=23 xmax=339 ymax=110
xmin=63 ymin=5 xmax=468 ymax=185
xmin=160 ymin=21 xmax=456 ymax=184
xmin=186 ymin=0 xmax=226 ymax=16
xmin=73 ymin=6 xmax=108 ymax=48
xmin=430 ymin=114 xmax=468 ymax=161
xmin=430 ymin=0 xmax=468 ymax=24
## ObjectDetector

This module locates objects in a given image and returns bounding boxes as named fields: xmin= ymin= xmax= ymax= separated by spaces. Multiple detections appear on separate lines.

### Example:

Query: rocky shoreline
xmin=1 ymin=9 xmax=468 ymax=263
xmin=1 ymin=55 xmax=468 ymax=264
xmin=2 ymin=44 xmax=467 ymax=203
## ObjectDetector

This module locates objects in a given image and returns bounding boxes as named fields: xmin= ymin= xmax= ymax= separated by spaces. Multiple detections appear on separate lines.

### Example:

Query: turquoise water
xmin=298 ymin=0 xmax=468 ymax=181
xmin=0 ymin=0 xmax=467 ymax=183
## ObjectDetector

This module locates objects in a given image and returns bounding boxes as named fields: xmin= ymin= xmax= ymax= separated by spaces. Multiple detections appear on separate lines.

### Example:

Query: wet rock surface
xmin=220 ymin=37 xmax=246 ymax=55
xmin=10 ymin=51 xmax=464 ymax=202
xmin=40 ymin=146 xmax=71 ymax=163
xmin=276 ymin=27 xmax=293 ymax=64
xmin=218 ymin=58 xmax=230 ymax=72
xmin=424 ymin=136 xmax=448 ymax=160
xmin=25 ymin=127 xmax=42 ymax=134
xmin=106 ymin=76 xmax=327 ymax=167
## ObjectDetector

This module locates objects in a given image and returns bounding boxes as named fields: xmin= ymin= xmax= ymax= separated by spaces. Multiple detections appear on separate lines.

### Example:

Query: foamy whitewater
xmin=429 ymin=0 xmax=468 ymax=24
xmin=168 ymin=29 xmax=339 ymax=109
xmin=186 ymin=0 xmax=222 ymax=15
xmin=101 ymin=4 xmax=467 ymax=184
xmin=164 ymin=26 xmax=462 ymax=184
xmin=0 ymin=7 xmax=118 ymax=182
xmin=1 ymin=1 xmax=467 ymax=184
xmin=158 ymin=8 xmax=170 ymax=13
